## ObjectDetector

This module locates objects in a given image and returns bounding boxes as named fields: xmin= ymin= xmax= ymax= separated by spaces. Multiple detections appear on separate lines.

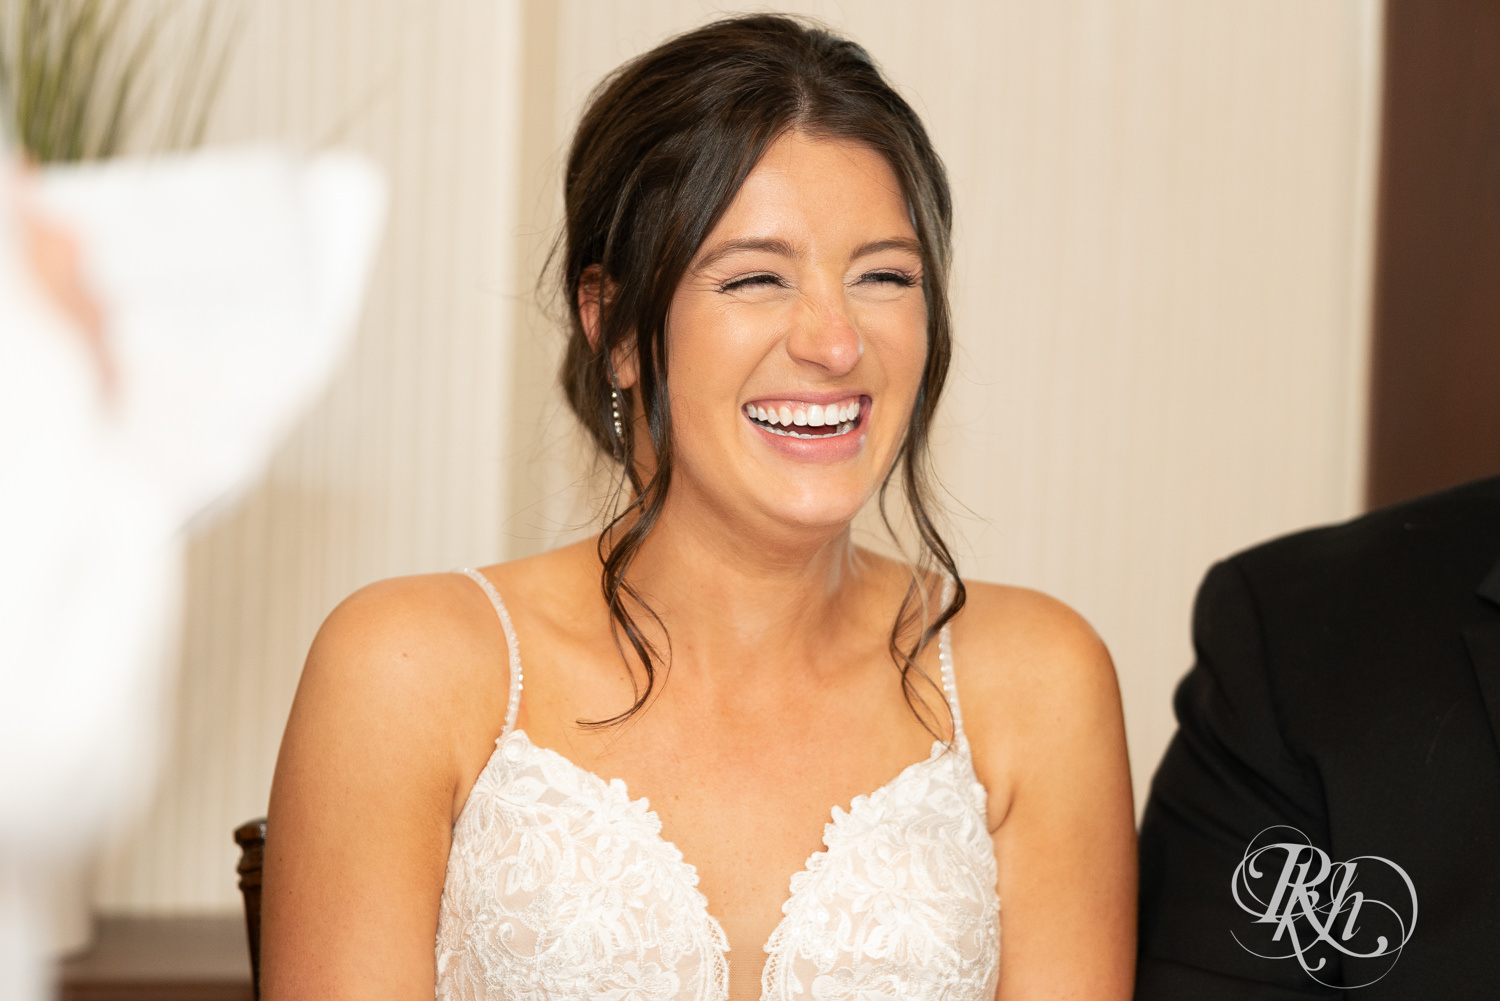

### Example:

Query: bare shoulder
xmin=273 ymin=570 xmax=518 ymax=832
xmin=284 ymin=543 xmax=595 ymax=756
xmin=951 ymin=580 xmax=1105 ymax=647
xmin=948 ymin=580 xmax=1116 ymax=717
xmin=294 ymin=571 xmax=509 ymax=727
xmin=946 ymin=581 xmax=1125 ymax=813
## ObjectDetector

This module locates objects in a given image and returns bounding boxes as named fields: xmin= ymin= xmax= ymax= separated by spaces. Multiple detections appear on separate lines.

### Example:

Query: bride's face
xmin=661 ymin=131 xmax=928 ymax=537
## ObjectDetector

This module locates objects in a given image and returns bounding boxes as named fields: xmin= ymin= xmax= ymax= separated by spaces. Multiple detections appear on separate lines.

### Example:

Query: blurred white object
xmin=35 ymin=147 xmax=387 ymax=526
xmin=0 ymin=145 xmax=385 ymax=998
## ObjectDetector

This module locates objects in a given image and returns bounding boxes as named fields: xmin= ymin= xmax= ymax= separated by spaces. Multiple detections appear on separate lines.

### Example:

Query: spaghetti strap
xmin=458 ymin=568 xmax=523 ymax=739
xmin=937 ymin=578 xmax=966 ymax=745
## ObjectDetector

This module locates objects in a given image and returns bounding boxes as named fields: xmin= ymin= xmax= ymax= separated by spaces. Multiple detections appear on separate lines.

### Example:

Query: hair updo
xmin=556 ymin=13 xmax=965 ymax=730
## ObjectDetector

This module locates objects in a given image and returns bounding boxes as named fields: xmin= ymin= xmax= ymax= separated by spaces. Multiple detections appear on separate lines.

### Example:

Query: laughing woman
xmin=262 ymin=14 xmax=1135 ymax=1001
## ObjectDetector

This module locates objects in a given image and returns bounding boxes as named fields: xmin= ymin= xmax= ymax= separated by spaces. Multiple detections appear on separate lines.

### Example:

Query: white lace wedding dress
xmin=435 ymin=569 xmax=1001 ymax=1000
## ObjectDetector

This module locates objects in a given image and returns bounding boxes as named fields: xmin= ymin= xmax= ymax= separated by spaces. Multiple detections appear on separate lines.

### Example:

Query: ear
xmin=578 ymin=265 xmax=639 ymax=390
xmin=610 ymin=338 xmax=640 ymax=391
xmin=577 ymin=265 xmax=605 ymax=350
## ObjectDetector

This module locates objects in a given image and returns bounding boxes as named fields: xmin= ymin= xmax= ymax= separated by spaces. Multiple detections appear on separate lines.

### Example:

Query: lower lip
xmin=744 ymin=398 xmax=869 ymax=462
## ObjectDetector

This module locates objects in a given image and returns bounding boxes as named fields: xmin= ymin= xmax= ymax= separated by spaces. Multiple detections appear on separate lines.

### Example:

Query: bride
xmin=262 ymin=14 xmax=1135 ymax=1000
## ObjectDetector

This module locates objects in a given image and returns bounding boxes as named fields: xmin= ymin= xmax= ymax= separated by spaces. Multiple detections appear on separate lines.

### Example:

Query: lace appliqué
xmin=435 ymin=730 xmax=999 ymax=1001
xmin=761 ymin=739 xmax=999 ymax=1000
xmin=436 ymin=730 xmax=730 ymax=1001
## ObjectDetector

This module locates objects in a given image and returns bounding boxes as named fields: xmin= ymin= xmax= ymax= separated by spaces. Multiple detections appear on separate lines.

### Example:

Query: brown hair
xmin=557 ymin=13 xmax=965 ymax=730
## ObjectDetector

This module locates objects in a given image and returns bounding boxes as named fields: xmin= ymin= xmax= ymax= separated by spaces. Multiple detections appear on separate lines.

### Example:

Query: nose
xmin=785 ymin=288 xmax=862 ymax=376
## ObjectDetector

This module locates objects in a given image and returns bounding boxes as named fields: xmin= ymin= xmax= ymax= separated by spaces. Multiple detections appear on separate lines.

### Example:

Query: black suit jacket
xmin=1137 ymin=476 xmax=1500 ymax=999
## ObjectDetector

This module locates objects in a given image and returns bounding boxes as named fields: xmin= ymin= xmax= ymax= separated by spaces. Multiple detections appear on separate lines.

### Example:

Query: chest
xmin=513 ymin=660 xmax=947 ymax=899
xmin=435 ymin=729 xmax=1001 ymax=1001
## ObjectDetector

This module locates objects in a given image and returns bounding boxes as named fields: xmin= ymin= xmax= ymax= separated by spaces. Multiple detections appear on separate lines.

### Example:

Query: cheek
xmin=870 ymin=306 xmax=930 ymax=401
xmin=662 ymin=302 xmax=715 ymax=418
xmin=663 ymin=304 xmax=760 ymax=426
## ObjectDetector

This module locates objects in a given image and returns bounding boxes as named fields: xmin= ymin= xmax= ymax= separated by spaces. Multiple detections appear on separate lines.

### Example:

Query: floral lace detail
xmin=760 ymin=737 xmax=999 ymax=1000
xmin=435 ymin=730 xmax=999 ymax=1000
xmin=435 ymin=730 xmax=730 ymax=1000
xmin=436 ymin=570 xmax=1000 ymax=1000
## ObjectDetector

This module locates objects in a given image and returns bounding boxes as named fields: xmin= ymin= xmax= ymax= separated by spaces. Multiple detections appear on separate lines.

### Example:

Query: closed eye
xmin=855 ymin=269 xmax=919 ymax=288
xmin=718 ymin=272 xmax=787 ymax=293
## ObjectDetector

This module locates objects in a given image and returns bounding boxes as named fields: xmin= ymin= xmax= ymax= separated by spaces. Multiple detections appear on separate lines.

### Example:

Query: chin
xmin=762 ymin=491 xmax=870 ymax=537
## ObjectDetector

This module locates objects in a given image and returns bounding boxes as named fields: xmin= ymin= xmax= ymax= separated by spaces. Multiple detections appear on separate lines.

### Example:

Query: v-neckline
xmin=494 ymin=727 xmax=953 ymax=964
xmin=452 ymin=568 xmax=976 ymax=995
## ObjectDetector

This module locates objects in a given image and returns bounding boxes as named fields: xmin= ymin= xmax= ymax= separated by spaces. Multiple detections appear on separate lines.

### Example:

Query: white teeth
xmin=743 ymin=399 xmax=863 ymax=434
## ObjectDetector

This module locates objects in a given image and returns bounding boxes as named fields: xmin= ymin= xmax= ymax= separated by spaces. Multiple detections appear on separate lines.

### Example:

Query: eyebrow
xmin=852 ymin=237 xmax=924 ymax=260
xmin=691 ymin=237 xmax=798 ymax=273
xmin=690 ymin=235 xmax=924 ymax=273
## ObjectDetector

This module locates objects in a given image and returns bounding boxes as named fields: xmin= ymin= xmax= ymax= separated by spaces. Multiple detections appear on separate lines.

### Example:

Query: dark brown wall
xmin=1367 ymin=0 xmax=1500 ymax=508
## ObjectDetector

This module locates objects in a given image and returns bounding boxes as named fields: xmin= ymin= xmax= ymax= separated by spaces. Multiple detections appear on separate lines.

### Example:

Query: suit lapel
xmin=1466 ymin=557 xmax=1500 ymax=761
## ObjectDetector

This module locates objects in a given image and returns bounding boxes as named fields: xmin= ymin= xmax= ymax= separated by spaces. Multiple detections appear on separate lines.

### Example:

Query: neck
xmin=603 ymin=494 xmax=885 ymax=682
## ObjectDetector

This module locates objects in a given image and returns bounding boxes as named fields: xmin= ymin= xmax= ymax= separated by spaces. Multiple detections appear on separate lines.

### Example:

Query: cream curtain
xmin=91 ymin=0 xmax=1381 ymax=913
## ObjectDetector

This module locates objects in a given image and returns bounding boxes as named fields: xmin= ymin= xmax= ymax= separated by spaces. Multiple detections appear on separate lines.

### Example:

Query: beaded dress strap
xmin=937 ymin=578 xmax=966 ymax=745
xmin=458 ymin=568 xmax=523 ymax=738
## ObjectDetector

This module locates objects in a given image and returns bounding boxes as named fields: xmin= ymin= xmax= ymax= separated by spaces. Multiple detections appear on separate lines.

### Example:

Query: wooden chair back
xmin=234 ymin=818 xmax=267 ymax=1000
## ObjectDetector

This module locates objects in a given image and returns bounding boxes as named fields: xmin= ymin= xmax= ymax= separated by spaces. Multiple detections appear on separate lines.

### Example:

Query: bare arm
xmin=261 ymin=574 xmax=504 ymax=1000
xmin=957 ymin=584 xmax=1137 ymax=1000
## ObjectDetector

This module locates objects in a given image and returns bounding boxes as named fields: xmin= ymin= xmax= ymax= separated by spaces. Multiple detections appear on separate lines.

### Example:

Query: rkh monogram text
xmin=1231 ymin=826 xmax=1417 ymax=989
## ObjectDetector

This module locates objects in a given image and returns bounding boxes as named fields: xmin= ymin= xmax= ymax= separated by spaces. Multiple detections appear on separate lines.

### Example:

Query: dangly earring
xmin=610 ymin=384 xmax=624 ymax=443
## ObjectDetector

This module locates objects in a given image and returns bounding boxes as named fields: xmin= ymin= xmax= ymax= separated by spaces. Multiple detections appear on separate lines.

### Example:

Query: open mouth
xmin=743 ymin=399 xmax=862 ymax=439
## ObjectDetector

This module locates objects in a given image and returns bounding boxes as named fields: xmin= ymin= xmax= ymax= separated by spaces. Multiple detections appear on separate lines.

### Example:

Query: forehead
xmin=703 ymin=132 xmax=915 ymax=247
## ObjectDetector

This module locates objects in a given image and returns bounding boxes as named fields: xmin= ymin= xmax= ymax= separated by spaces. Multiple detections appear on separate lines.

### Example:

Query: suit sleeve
xmin=1135 ymin=558 xmax=1340 ymax=1000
